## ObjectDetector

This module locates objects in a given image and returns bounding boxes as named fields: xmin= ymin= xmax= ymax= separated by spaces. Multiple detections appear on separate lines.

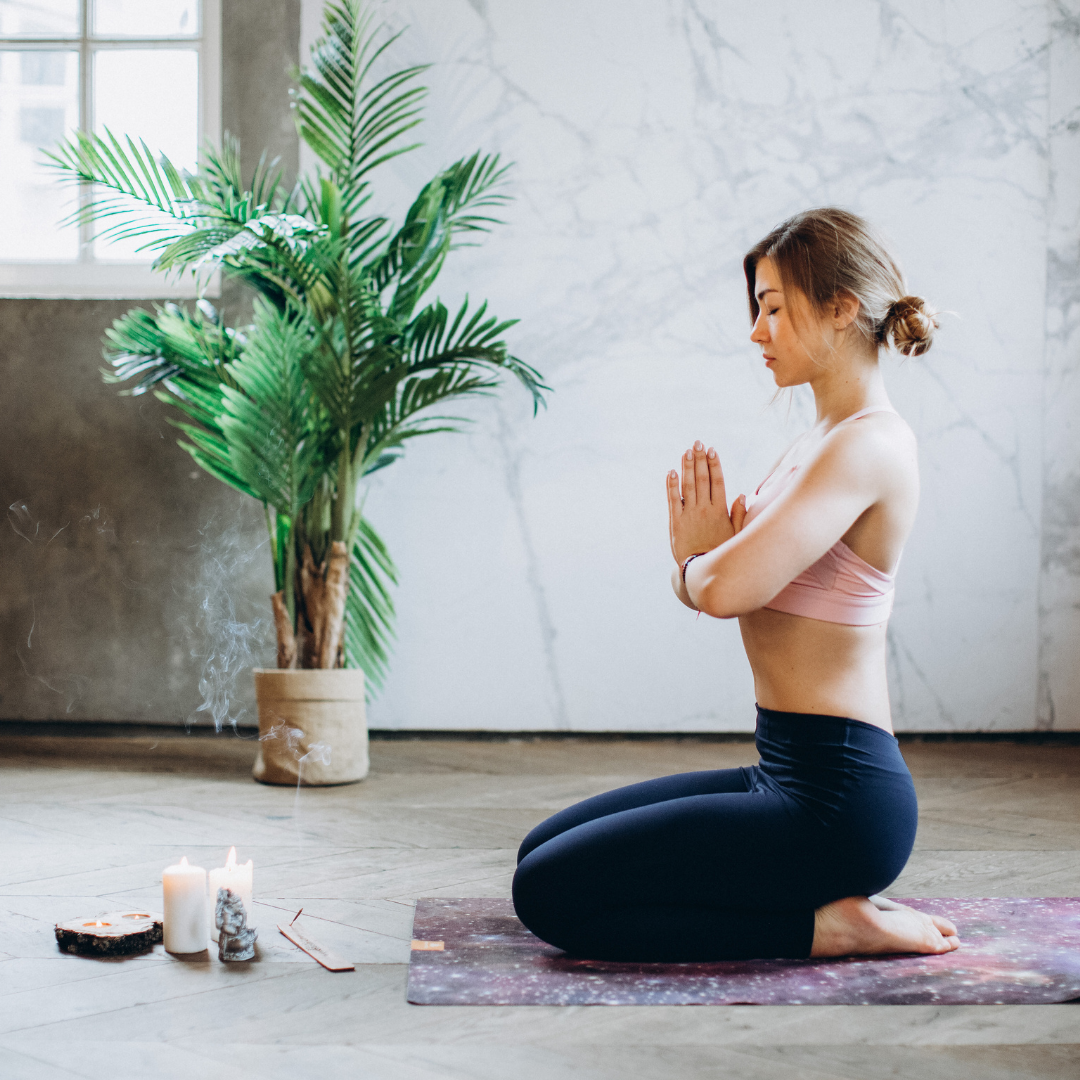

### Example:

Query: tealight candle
xmin=208 ymin=847 xmax=254 ymax=942
xmin=162 ymin=856 xmax=207 ymax=954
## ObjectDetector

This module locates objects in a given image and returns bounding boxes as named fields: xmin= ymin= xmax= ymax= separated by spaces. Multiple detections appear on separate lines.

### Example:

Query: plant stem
xmin=332 ymin=433 xmax=351 ymax=542
xmin=350 ymin=421 xmax=369 ymax=480
xmin=284 ymin=534 xmax=297 ymax=628
xmin=263 ymin=503 xmax=280 ymax=592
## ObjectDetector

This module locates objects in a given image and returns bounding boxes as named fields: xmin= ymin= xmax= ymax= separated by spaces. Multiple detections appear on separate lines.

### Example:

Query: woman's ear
xmin=833 ymin=292 xmax=860 ymax=330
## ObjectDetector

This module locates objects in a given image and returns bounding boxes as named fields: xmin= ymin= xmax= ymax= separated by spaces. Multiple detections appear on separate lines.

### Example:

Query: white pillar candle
xmin=208 ymin=847 xmax=254 ymax=942
xmin=162 ymin=856 xmax=207 ymax=954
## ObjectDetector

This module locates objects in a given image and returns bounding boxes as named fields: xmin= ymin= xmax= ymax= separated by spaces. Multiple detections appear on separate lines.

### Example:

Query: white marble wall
xmin=1038 ymin=1 xmax=1080 ymax=730
xmin=301 ymin=0 xmax=1080 ymax=731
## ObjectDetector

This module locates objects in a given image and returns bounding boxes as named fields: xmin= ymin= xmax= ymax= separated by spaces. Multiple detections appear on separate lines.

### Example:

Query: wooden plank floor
xmin=1 ymin=732 xmax=1078 ymax=1079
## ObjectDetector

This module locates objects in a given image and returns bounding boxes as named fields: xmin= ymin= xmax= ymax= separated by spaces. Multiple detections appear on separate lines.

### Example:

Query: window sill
xmin=0 ymin=263 xmax=220 ymax=299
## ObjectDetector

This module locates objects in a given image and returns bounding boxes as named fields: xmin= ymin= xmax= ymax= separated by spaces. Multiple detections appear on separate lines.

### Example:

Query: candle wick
xmin=290 ymin=908 xmax=303 ymax=925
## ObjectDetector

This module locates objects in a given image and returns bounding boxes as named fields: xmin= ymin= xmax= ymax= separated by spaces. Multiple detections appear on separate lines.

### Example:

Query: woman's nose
xmin=750 ymin=314 xmax=768 ymax=343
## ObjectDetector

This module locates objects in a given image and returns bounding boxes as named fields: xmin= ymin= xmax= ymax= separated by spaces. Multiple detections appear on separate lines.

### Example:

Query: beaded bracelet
xmin=681 ymin=552 xmax=706 ymax=585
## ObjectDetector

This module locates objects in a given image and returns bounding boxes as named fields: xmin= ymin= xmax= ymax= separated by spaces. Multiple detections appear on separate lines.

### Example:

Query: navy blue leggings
xmin=512 ymin=708 xmax=918 ymax=962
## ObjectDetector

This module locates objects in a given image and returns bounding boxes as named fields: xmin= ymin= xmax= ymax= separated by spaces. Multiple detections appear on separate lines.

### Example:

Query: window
xmin=0 ymin=0 xmax=220 ymax=298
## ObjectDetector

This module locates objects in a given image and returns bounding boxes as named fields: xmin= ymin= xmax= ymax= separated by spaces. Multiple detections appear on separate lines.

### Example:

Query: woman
xmin=512 ymin=208 xmax=960 ymax=963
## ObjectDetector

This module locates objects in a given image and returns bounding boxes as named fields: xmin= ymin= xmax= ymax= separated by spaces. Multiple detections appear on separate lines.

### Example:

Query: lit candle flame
xmin=179 ymin=856 xmax=189 ymax=868
xmin=225 ymin=846 xmax=237 ymax=870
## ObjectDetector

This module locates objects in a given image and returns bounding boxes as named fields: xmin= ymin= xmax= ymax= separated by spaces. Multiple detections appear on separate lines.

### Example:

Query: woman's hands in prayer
xmin=667 ymin=441 xmax=746 ymax=566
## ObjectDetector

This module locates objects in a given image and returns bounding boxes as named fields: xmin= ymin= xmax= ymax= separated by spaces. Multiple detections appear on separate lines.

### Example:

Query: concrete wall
xmin=0 ymin=0 xmax=299 ymax=725
xmin=3 ymin=0 xmax=1079 ymax=733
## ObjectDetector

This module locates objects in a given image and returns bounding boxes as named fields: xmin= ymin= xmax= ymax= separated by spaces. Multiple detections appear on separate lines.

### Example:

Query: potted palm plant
xmin=46 ymin=0 xmax=546 ymax=785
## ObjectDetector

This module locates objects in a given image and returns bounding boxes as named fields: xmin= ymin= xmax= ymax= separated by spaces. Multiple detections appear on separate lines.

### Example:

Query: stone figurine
xmin=215 ymin=887 xmax=257 ymax=961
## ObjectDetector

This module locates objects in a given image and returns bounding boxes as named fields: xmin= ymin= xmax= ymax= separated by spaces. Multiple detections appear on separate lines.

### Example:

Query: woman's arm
xmin=670 ymin=421 xmax=907 ymax=619
xmin=671 ymin=563 xmax=699 ymax=610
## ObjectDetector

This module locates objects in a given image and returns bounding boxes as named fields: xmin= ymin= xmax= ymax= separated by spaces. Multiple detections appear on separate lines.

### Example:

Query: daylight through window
xmin=0 ymin=0 xmax=220 ymax=296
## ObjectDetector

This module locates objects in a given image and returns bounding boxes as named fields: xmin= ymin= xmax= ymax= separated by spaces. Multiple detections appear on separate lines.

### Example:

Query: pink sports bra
xmin=742 ymin=407 xmax=898 ymax=626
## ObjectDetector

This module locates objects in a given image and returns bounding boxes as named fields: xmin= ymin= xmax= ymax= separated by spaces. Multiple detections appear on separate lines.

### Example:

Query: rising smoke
xmin=182 ymin=515 xmax=274 ymax=732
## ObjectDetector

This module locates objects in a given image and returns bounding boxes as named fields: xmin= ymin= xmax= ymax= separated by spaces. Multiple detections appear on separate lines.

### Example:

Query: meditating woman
xmin=512 ymin=207 xmax=961 ymax=962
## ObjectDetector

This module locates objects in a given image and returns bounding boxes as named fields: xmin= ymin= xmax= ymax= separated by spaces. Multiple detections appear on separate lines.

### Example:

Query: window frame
xmin=0 ymin=0 xmax=221 ymax=299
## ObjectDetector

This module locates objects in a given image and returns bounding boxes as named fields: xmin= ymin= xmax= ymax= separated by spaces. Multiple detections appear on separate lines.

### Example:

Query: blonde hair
xmin=743 ymin=207 xmax=938 ymax=357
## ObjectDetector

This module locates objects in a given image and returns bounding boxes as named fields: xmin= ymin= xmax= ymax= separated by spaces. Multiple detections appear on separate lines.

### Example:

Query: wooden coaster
xmin=55 ymin=911 xmax=164 ymax=956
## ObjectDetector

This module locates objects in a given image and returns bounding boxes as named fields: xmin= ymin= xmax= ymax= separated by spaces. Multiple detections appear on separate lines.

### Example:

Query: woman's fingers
xmin=667 ymin=469 xmax=682 ymax=550
xmin=731 ymin=493 xmax=747 ymax=533
xmin=706 ymin=447 xmax=726 ymax=506
xmin=681 ymin=447 xmax=696 ymax=508
xmin=667 ymin=469 xmax=684 ymax=563
xmin=678 ymin=440 xmax=730 ymax=511
xmin=694 ymin=441 xmax=711 ymax=505
xmin=667 ymin=469 xmax=682 ymax=522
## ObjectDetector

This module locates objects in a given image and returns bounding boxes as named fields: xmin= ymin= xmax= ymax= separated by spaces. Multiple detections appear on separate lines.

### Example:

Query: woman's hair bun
xmin=884 ymin=296 xmax=938 ymax=357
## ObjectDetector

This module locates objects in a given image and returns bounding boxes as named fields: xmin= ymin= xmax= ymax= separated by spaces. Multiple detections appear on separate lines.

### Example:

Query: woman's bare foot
xmin=810 ymin=895 xmax=960 ymax=958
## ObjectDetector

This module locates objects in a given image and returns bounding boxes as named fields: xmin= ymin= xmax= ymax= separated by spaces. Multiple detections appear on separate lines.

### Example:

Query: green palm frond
xmin=442 ymin=152 xmax=513 ymax=238
xmin=45 ymin=130 xmax=306 ymax=286
xmin=292 ymin=0 xmax=428 ymax=221
xmin=404 ymin=297 xmax=513 ymax=363
xmin=369 ymin=154 xmax=511 ymax=323
xmin=192 ymin=213 xmax=325 ymax=271
xmin=197 ymin=137 xmax=291 ymax=220
xmin=170 ymin=418 xmax=260 ymax=500
xmin=43 ymin=128 xmax=204 ymax=252
xmin=302 ymin=312 xmax=383 ymax=432
xmin=344 ymin=517 xmax=398 ymax=691
xmin=218 ymin=301 xmax=327 ymax=516
xmin=249 ymin=148 xmax=292 ymax=213
xmin=401 ymin=297 xmax=547 ymax=409
xmin=104 ymin=301 xmax=243 ymax=399
xmin=362 ymin=373 xmax=494 ymax=460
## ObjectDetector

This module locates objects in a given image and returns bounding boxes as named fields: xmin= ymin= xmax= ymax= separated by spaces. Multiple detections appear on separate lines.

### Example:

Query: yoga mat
xmin=408 ymin=897 xmax=1080 ymax=1005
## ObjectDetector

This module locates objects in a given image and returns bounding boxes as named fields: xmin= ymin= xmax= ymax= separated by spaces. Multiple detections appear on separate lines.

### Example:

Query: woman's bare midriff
xmin=739 ymin=607 xmax=893 ymax=732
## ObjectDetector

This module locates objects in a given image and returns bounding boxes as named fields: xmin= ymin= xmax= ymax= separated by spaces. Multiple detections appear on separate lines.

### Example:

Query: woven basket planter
xmin=252 ymin=668 xmax=368 ymax=786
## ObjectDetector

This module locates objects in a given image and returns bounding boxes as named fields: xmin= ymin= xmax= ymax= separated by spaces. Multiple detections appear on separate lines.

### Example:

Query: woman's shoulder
xmin=832 ymin=407 xmax=915 ymax=451
xmin=811 ymin=408 xmax=918 ymax=490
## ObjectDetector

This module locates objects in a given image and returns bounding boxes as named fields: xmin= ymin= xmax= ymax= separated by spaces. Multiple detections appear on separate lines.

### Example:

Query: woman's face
xmin=749 ymin=257 xmax=828 ymax=387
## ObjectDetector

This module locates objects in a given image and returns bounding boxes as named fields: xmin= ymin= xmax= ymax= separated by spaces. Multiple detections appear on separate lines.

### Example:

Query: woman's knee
xmin=516 ymin=820 xmax=551 ymax=865
xmin=512 ymin=837 xmax=598 ymax=942
xmin=512 ymin=848 xmax=561 ymax=938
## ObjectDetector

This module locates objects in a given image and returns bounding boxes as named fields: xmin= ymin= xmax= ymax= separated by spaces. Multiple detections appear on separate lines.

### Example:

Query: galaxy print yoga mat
xmin=407 ymin=897 xmax=1080 ymax=1005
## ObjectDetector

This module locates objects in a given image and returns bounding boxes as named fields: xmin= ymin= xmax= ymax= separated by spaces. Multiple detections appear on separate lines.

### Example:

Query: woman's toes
xmin=930 ymin=914 xmax=958 ymax=937
xmin=923 ymin=914 xmax=959 ymax=952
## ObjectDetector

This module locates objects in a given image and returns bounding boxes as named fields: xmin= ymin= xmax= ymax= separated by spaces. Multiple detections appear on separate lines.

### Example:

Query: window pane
xmin=93 ymin=48 xmax=198 ymax=261
xmin=0 ymin=0 xmax=79 ymax=36
xmin=0 ymin=50 xmax=79 ymax=262
xmin=92 ymin=0 xmax=197 ymax=37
